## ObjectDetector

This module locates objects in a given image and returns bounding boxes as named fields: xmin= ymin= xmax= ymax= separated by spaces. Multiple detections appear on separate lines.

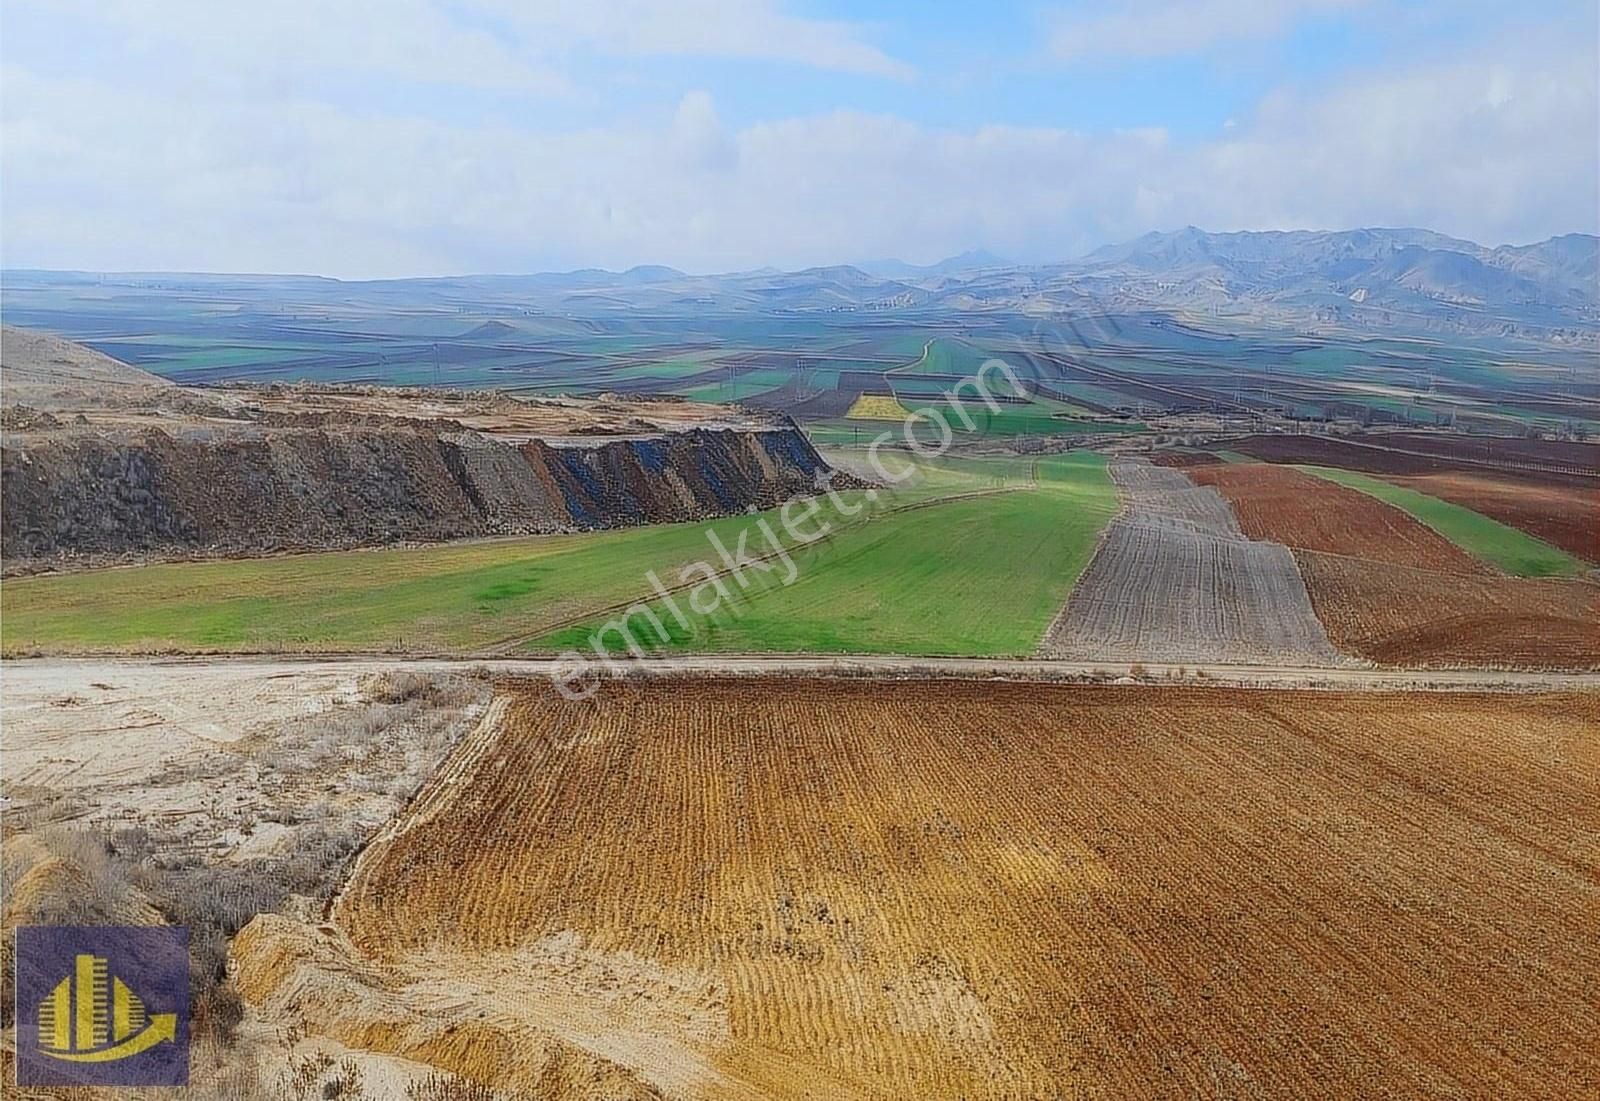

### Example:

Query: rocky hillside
xmin=0 ymin=328 xmax=834 ymax=571
xmin=1 ymin=419 xmax=829 ymax=570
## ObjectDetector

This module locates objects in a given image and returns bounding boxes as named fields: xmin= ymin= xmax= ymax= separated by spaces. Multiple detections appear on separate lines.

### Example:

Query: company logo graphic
xmin=15 ymin=926 xmax=188 ymax=1086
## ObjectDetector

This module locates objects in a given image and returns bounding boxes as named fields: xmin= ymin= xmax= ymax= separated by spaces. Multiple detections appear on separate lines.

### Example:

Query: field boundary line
xmin=332 ymin=695 xmax=510 ymax=926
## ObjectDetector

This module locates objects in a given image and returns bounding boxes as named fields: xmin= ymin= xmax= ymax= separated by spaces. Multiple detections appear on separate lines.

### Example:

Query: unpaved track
xmin=5 ymin=655 xmax=1597 ymax=697
xmin=1041 ymin=458 xmax=1344 ymax=665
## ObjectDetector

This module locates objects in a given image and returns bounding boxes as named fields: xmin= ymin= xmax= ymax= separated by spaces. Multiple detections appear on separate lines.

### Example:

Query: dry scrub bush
xmin=363 ymin=668 xmax=437 ymax=705
xmin=275 ymin=1051 xmax=365 ymax=1101
xmin=2 ymin=672 xmax=491 ymax=1053
xmin=407 ymin=1072 xmax=506 ymax=1101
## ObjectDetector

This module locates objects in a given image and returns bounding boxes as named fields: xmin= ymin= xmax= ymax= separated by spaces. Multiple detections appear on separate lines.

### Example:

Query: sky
xmin=1 ymin=0 xmax=1596 ymax=277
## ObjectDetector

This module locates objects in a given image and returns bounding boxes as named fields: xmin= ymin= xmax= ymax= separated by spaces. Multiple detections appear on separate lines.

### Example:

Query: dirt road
xmin=4 ymin=654 xmax=1596 ymax=704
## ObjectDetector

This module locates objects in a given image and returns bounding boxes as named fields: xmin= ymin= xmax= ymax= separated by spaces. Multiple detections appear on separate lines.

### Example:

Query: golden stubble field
xmin=295 ymin=678 xmax=1600 ymax=1099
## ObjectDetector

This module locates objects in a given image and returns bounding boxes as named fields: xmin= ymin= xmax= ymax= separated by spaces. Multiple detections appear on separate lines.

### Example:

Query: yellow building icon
xmin=37 ymin=952 xmax=176 ymax=1063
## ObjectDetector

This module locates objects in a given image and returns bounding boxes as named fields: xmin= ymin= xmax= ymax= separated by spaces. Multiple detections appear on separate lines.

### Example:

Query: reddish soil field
xmin=1294 ymin=552 xmax=1600 ymax=669
xmin=321 ymin=678 xmax=1600 ymax=1099
xmin=1385 ymin=471 xmax=1600 ymax=564
xmin=1147 ymin=449 xmax=1222 ymax=467
xmin=1224 ymin=432 xmax=1598 ymax=488
xmin=1187 ymin=462 xmax=1486 ymax=572
xmin=1380 ymin=431 xmax=1599 ymax=472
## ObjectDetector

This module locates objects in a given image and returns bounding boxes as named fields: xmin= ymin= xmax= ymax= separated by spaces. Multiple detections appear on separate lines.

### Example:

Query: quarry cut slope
xmin=1042 ymin=458 xmax=1344 ymax=665
xmin=1 ymin=420 xmax=828 ymax=568
xmin=1 ymin=325 xmax=832 ymax=570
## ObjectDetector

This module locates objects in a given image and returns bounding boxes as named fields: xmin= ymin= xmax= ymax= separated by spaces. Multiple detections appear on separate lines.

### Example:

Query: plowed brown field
xmin=1223 ymin=432 xmax=1598 ymax=485
xmin=1180 ymin=463 xmax=1598 ymax=668
xmin=328 ymin=678 xmax=1600 ymax=1100
xmin=1042 ymin=459 xmax=1343 ymax=665
xmin=1187 ymin=462 xmax=1484 ymax=571
xmin=1295 ymin=552 xmax=1600 ymax=668
xmin=1384 ymin=471 xmax=1600 ymax=564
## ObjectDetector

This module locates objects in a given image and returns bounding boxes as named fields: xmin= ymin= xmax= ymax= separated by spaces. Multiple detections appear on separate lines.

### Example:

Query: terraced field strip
xmin=532 ymin=453 xmax=1114 ymax=657
xmin=317 ymin=678 xmax=1600 ymax=1100
xmin=1298 ymin=466 xmax=1584 ymax=577
xmin=1043 ymin=457 xmax=1343 ymax=665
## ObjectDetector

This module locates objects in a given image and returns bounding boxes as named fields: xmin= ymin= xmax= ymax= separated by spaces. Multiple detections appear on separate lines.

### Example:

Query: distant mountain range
xmin=547 ymin=227 xmax=1595 ymax=343
xmin=6 ymin=228 xmax=1596 ymax=346
xmin=1076 ymin=226 xmax=1596 ymax=309
xmin=856 ymin=250 xmax=1012 ymax=280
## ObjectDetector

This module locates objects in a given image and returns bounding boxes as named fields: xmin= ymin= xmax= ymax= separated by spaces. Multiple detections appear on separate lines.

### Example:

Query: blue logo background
xmin=14 ymin=925 xmax=189 ymax=1086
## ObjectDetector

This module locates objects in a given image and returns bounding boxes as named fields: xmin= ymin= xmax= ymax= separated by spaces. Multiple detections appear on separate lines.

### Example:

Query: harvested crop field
xmin=1294 ymin=552 xmax=1600 ymax=669
xmin=1042 ymin=458 xmax=1342 ymax=664
xmin=278 ymin=677 xmax=1600 ymax=1100
xmin=1187 ymin=462 xmax=1485 ymax=572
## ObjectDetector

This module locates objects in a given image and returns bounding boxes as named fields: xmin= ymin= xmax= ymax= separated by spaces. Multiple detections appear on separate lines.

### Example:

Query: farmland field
xmin=1187 ymin=462 xmax=1486 ymax=572
xmin=1294 ymin=553 xmax=1600 ymax=668
xmin=0 ymin=491 xmax=874 ymax=654
xmin=1042 ymin=458 xmax=1342 ymax=664
xmin=843 ymin=393 xmax=917 ymax=421
xmin=0 ymin=454 xmax=1116 ymax=657
xmin=535 ymin=453 xmax=1116 ymax=657
xmin=1179 ymin=461 xmax=1598 ymax=668
xmin=1298 ymin=466 xmax=1584 ymax=577
xmin=294 ymin=677 xmax=1600 ymax=1100
xmin=1382 ymin=470 xmax=1599 ymax=563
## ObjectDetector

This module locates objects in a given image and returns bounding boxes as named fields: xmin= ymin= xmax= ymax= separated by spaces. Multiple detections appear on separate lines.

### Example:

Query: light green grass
xmin=889 ymin=337 xmax=991 ymax=377
xmin=534 ymin=452 xmax=1116 ymax=657
xmin=1 ymin=455 xmax=1088 ymax=655
xmin=0 ymin=505 xmax=869 ymax=654
xmin=1297 ymin=465 xmax=1584 ymax=578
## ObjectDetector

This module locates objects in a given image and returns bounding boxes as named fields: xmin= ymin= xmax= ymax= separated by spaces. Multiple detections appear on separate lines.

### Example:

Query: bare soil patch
xmin=1293 ymin=552 xmax=1600 ymax=669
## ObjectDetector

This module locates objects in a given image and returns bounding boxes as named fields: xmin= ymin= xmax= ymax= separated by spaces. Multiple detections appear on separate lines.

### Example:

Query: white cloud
xmin=483 ymin=0 xmax=915 ymax=80
xmin=6 ymin=0 xmax=912 ymax=90
xmin=1049 ymin=0 xmax=1370 ymax=61
xmin=0 ymin=27 xmax=1592 ymax=275
xmin=7 ymin=0 xmax=572 ymax=95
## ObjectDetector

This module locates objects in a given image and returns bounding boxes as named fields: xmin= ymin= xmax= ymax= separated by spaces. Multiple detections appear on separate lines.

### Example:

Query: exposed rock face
xmin=1 ymin=421 xmax=830 ymax=569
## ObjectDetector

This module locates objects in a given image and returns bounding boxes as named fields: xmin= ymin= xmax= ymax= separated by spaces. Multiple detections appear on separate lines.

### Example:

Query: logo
xmin=14 ymin=926 xmax=189 ymax=1086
